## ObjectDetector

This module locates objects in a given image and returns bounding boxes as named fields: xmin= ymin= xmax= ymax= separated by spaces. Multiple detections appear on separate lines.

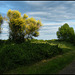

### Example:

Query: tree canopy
xmin=7 ymin=9 xmax=42 ymax=42
xmin=56 ymin=23 xmax=74 ymax=41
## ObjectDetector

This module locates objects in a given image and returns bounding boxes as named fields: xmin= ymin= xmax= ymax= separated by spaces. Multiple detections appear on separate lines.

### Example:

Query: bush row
xmin=0 ymin=41 xmax=62 ymax=73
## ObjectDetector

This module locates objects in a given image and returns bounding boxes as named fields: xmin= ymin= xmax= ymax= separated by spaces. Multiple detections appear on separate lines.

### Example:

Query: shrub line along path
xmin=58 ymin=60 xmax=75 ymax=74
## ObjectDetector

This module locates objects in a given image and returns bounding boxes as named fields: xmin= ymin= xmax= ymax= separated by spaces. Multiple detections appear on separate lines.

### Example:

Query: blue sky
xmin=0 ymin=1 xmax=75 ymax=40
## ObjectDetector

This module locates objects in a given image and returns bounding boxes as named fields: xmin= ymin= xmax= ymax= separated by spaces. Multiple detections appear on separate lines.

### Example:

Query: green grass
xmin=0 ymin=39 xmax=75 ymax=74
xmin=47 ymin=40 xmax=75 ymax=51
xmin=5 ymin=50 xmax=75 ymax=74
xmin=0 ymin=39 xmax=62 ymax=73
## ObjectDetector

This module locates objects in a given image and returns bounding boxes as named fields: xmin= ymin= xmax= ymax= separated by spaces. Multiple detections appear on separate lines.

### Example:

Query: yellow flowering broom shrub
xmin=0 ymin=14 xmax=3 ymax=33
xmin=7 ymin=9 xmax=42 ymax=42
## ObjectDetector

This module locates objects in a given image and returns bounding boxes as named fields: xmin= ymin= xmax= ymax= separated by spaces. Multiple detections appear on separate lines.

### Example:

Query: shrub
xmin=7 ymin=9 xmax=42 ymax=43
xmin=0 ymin=14 xmax=3 ymax=33
xmin=0 ymin=41 xmax=62 ymax=73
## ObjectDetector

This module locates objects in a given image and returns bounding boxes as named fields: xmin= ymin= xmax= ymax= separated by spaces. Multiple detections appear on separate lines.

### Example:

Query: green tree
xmin=0 ymin=14 xmax=3 ymax=33
xmin=56 ymin=23 xmax=74 ymax=41
xmin=72 ymin=33 xmax=75 ymax=45
xmin=7 ymin=9 xmax=42 ymax=42
xmin=74 ymin=33 xmax=75 ymax=45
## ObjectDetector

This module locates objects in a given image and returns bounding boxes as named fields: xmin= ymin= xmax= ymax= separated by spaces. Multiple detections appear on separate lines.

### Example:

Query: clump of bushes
xmin=56 ymin=23 xmax=75 ymax=45
xmin=0 ymin=41 xmax=62 ymax=73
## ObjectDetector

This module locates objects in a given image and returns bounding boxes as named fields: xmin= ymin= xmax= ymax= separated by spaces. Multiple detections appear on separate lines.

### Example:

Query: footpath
xmin=58 ymin=60 xmax=75 ymax=74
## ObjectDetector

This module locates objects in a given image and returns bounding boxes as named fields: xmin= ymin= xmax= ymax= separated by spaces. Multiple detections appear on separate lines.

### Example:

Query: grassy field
xmin=0 ymin=39 xmax=75 ymax=74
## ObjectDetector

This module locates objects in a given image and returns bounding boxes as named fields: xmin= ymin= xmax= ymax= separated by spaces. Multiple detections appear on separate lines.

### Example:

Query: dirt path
xmin=58 ymin=60 xmax=75 ymax=74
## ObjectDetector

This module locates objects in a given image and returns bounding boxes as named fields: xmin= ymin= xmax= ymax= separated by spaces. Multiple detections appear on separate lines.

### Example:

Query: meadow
xmin=0 ymin=39 xmax=75 ymax=74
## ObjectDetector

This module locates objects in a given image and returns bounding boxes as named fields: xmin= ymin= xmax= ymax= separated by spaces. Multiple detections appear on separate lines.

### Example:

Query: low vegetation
xmin=0 ymin=39 xmax=74 ymax=74
xmin=0 ymin=39 xmax=62 ymax=73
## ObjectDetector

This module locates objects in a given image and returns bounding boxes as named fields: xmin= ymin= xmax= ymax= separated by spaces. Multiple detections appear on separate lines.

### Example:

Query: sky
xmin=0 ymin=1 xmax=75 ymax=40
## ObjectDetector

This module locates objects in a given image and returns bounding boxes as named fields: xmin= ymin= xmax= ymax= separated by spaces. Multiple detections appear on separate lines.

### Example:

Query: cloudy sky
xmin=0 ymin=1 xmax=75 ymax=40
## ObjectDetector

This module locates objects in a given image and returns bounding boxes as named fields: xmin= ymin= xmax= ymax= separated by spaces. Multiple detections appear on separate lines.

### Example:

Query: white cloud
xmin=27 ymin=12 xmax=48 ymax=15
xmin=25 ymin=1 xmax=75 ymax=22
xmin=25 ymin=1 xmax=46 ymax=6
xmin=43 ymin=22 xmax=65 ymax=26
xmin=44 ymin=22 xmax=75 ymax=26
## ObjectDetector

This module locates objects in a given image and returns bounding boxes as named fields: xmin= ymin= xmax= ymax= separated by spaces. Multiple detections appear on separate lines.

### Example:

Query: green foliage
xmin=11 ymin=51 xmax=75 ymax=74
xmin=0 ymin=14 xmax=3 ymax=24
xmin=0 ymin=14 xmax=3 ymax=33
xmin=3 ymin=40 xmax=75 ymax=74
xmin=7 ymin=9 xmax=42 ymax=43
xmin=74 ymin=34 xmax=75 ymax=44
xmin=72 ymin=33 xmax=75 ymax=45
xmin=0 ymin=40 xmax=62 ymax=73
xmin=8 ymin=51 xmax=75 ymax=74
xmin=57 ymin=23 xmax=74 ymax=42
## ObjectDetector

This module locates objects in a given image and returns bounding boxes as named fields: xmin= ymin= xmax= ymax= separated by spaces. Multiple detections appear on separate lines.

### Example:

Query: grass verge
xmin=5 ymin=48 xmax=75 ymax=74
